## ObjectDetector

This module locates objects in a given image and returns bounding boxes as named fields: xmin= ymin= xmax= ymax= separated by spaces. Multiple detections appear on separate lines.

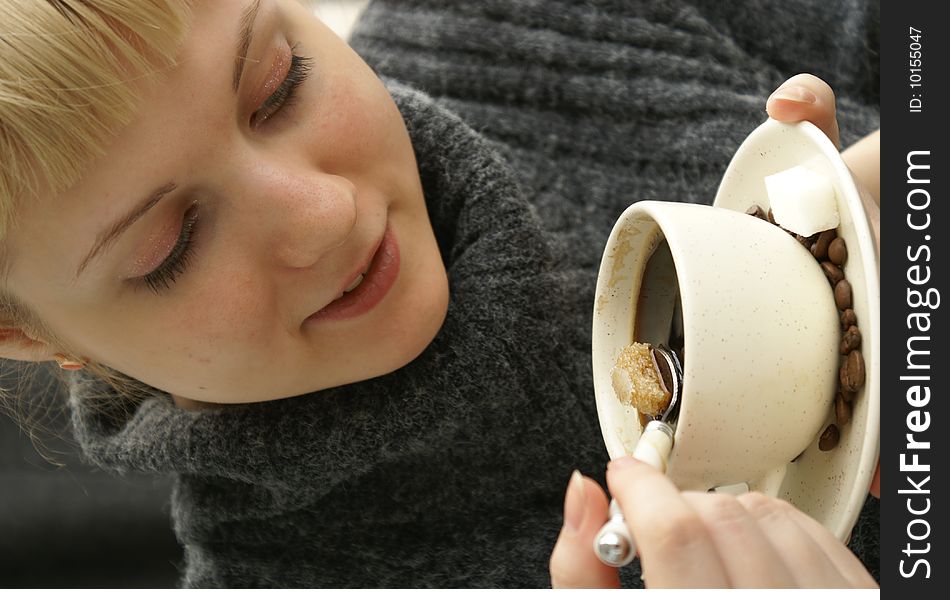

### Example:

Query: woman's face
xmin=6 ymin=0 xmax=449 ymax=405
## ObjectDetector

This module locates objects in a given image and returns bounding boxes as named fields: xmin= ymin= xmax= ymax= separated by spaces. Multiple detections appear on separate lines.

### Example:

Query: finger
xmin=550 ymin=471 xmax=620 ymax=588
xmin=681 ymin=492 xmax=797 ymax=587
xmin=781 ymin=498 xmax=879 ymax=588
xmin=737 ymin=493 xmax=850 ymax=588
xmin=606 ymin=457 xmax=729 ymax=588
xmin=842 ymin=129 xmax=881 ymax=208
xmin=870 ymin=461 xmax=880 ymax=498
xmin=766 ymin=73 xmax=840 ymax=149
xmin=855 ymin=176 xmax=881 ymax=255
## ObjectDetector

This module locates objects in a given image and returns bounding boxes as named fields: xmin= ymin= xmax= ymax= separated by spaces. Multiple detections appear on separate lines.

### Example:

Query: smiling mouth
xmin=305 ymin=224 xmax=400 ymax=323
xmin=339 ymin=272 xmax=365 ymax=297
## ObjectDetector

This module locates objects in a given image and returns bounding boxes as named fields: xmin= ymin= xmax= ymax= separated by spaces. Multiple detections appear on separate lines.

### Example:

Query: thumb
xmin=549 ymin=471 xmax=620 ymax=588
xmin=766 ymin=73 xmax=840 ymax=149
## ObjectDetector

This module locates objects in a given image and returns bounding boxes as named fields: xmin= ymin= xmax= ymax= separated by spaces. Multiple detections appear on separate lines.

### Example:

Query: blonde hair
xmin=1 ymin=0 xmax=192 ymax=232
xmin=0 ymin=0 xmax=193 ymax=457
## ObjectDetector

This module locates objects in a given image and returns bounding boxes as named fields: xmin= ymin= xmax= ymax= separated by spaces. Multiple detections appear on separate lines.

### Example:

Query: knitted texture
xmin=70 ymin=0 xmax=880 ymax=587
xmin=350 ymin=0 xmax=879 ymax=274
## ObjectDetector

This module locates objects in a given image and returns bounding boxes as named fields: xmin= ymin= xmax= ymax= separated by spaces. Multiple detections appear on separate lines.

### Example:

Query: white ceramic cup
xmin=592 ymin=200 xmax=840 ymax=493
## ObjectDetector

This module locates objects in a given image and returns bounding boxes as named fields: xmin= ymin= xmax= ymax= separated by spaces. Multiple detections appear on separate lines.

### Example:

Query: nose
xmin=242 ymin=168 xmax=358 ymax=270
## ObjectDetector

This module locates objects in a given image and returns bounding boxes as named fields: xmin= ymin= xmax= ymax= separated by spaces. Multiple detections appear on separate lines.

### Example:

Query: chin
xmin=378 ymin=271 xmax=450 ymax=377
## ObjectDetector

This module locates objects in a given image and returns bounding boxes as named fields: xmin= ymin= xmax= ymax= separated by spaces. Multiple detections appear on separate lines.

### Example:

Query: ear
xmin=0 ymin=327 xmax=58 ymax=363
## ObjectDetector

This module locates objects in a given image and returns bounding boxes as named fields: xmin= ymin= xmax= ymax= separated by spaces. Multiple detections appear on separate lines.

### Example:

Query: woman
xmin=0 ymin=0 xmax=879 ymax=587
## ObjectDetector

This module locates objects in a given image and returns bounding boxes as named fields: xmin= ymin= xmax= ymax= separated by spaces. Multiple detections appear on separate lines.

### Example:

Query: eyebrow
xmin=233 ymin=0 xmax=263 ymax=93
xmin=75 ymin=182 xmax=178 ymax=279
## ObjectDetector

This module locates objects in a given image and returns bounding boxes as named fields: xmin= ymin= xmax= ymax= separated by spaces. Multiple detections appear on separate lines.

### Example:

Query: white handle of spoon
xmin=592 ymin=420 xmax=674 ymax=567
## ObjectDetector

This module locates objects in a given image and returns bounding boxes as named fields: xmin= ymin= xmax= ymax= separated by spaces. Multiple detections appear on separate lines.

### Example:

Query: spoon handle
xmin=632 ymin=420 xmax=674 ymax=470
xmin=593 ymin=421 xmax=674 ymax=567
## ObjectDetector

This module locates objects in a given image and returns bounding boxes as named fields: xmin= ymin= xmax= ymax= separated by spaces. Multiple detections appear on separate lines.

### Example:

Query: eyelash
xmin=140 ymin=203 xmax=199 ymax=294
xmin=138 ymin=50 xmax=313 ymax=295
xmin=251 ymin=49 xmax=313 ymax=127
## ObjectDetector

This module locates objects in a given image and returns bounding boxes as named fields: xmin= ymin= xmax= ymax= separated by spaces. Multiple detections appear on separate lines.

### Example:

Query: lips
xmin=342 ymin=272 xmax=365 ymax=293
xmin=305 ymin=224 xmax=400 ymax=323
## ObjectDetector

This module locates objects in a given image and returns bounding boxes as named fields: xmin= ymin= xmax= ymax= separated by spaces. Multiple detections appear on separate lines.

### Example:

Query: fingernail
xmin=607 ymin=456 xmax=641 ymax=472
xmin=769 ymin=85 xmax=817 ymax=105
xmin=563 ymin=470 xmax=587 ymax=535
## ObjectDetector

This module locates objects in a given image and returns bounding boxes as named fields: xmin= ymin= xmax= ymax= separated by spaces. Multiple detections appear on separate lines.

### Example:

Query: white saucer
xmin=713 ymin=119 xmax=880 ymax=540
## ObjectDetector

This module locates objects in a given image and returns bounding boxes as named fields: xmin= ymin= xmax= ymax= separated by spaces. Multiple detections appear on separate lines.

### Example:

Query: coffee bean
xmin=834 ymin=279 xmax=853 ymax=310
xmin=840 ymin=308 xmax=857 ymax=330
xmin=828 ymin=237 xmax=848 ymax=265
xmin=840 ymin=387 xmax=856 ymax=403
xmin=746 ymin=205 xmax=768 ymax=220
xmin=840 ymin=325 xmax=861 ymax=354
xmin=822 ymin=261 xmax=844 ymax=286
xmin=835 ymin=392 xmax=852 ymax=426
xmin=849 ymin=349 xmax=866 ymax=388
xmin=818 ymin=424 xmax=840 ymax=451
xmin=840 ymin=349 xmax=866 ymax=392
xmin=811 ymin=230 xmax=836 ymax=260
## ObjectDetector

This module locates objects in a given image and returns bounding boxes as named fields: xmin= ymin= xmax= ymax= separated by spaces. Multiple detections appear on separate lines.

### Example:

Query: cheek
xmin=168 ymin=272 xmax=275 ymax=359
xmin=310 ymin=61 xmax=403 ymax=171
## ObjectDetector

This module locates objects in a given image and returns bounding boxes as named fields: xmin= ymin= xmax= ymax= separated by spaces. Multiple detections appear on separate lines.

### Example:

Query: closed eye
xmin=251 ymin=47 xmax=312 ymax=128
xmin=136 ymin=202 xmax=200 ymax=294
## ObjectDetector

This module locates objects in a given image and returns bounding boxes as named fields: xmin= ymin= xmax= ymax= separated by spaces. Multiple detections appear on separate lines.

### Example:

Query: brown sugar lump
xmin=611 ymin=342 xmax=672 ymax=417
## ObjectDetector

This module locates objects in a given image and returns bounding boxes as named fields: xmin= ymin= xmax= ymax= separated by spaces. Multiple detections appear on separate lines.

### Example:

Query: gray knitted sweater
xmin=69 ymin=0 xmax=880 ymax=587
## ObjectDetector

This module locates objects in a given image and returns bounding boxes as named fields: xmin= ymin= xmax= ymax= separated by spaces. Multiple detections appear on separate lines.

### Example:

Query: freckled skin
xmin=6 ymin=0 xmax=449 ymax=406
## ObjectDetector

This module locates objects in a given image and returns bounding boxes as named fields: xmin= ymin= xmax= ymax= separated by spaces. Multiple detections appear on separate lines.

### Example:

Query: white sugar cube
xmin=764 ymin=165 xmax=839 ymax=237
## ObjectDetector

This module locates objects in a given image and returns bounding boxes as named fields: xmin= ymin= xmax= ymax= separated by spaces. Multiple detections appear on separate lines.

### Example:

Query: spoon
xmin=593 ymin=344 xmax=683 ymax=567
